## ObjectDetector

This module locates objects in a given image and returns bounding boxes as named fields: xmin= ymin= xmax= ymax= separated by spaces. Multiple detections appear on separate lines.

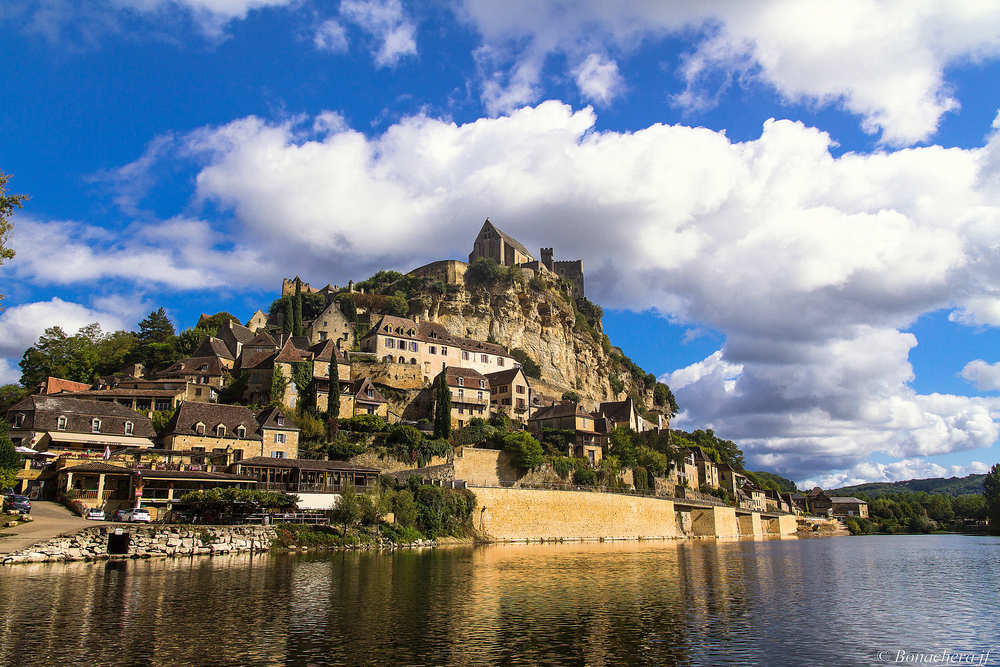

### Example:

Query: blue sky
xmin=3 ymin=0 xmax=1000 ymax=487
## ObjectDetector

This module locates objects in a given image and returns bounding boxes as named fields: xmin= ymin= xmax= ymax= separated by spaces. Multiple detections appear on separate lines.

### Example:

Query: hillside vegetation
xmin=833 ymin=474 xmax=985 ymax=498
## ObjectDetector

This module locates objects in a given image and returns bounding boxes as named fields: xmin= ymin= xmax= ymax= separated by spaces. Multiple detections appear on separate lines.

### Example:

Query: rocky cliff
xmin=409 ymin=269 xmax=656 ymax=408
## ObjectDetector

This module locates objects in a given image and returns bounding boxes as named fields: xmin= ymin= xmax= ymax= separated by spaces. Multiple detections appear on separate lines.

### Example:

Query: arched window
xmin=479 ymin=380 xmax=486 ymax=389
xmin=457 ymin=377 xmax=464 ymax=387
xmin=236 ymin=426 xmax=246 ymax=439
xmin=195 ymin=422 xmax=205 ymax=435
xmin=216 ymin=424 xmax=227 ymax=437
xmin=124 ymin=421 xmax=134 ymax=435
xmin=398 ymin=356 xmax=405 ymax=364
xmin=410 ymin=358 xmax=417 ymax=365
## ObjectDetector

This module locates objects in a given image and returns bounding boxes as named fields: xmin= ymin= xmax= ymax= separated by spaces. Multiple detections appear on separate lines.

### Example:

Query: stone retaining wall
xmin=1 ymin=525 xmax=276 ymax=566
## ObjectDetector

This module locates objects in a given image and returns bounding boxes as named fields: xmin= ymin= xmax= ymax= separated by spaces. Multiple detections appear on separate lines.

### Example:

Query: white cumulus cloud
xmin=0 ymin=298 xmax=129 ymax=361
xmin=572 ymin=54 xmax=624 ymax=105
xmin=961 ymin=359 xmax=1000 ymax=392
xmin=340 ymin=0 xmax=417 ymax=67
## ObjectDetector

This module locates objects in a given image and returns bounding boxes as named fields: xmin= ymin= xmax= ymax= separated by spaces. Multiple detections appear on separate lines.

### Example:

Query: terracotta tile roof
xmin=60 ymin=463 xmax=134 ymax=475
xmin=309 ymin=340 xmax=338 ymax=362
xmin=484 ymin=368 xmax=524 ymax=386
xmin=255 ymin=405 xmax=300 ymax=431
xmin=350 ymin=377 xmax=387 ymax=404
xmin=194 ymin=336 xmax=234 ymax=361
xmin=274 ymin=338 xmax=312 ymax=363
xmin=38 ymin=377 xmax=92 ymax=394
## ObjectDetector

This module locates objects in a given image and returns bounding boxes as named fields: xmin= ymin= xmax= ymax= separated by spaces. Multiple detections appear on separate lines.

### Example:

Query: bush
xmin=572 ymin=466 xmax=597 ymax=485
xmin=561 ymin=391 xmax=581 ymax=403
xmin=510 ymin=348 xmax=541 ymax=379
xmin=392 ymin=489 xmax=418 ymax=527
xmin=340 ymin=414 xmax=386 ymax=433
xmin=466 ymin=257 xmax=506 ymax=288
xmin=327 ymin=433 xmax=368 ymax=460
xmin=453 ymin=418 xmax=495 ymax=446
xmin=550 ymin=456 xmax=575 ymax=480
xmin=503 ymin=431 xmax=544 ymax=471
xmin=609 ymin=375 xmax=624 ymax=396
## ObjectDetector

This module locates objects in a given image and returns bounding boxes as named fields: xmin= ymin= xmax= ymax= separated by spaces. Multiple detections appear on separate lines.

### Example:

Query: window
xmin=57 ymin=415 xmax=67 ymax=430
xmin=462 ymin=351 xmax=469 ymax=361
xmin=236 ymin=426 xmax=246 ymax=438
xmin=125 ymin=421 xmax=134 ymax=435
xmin=497 ymin=357 xmax=504 ymax=367
xmin=195 ymin=422 xmax=205 ymax=435
xmin=386 ymin=338 xmax=395 ymax=349
xmin=477 ymin=391 xmax=483 ymax=401
xmin=458 ymin=405 xmax=464 ymax=414
xmin=429 ymin=345 xmax=437 ymax=354
xmin=216 ymin=424 xmax=226 ymax=437
xmin=479 ymin=380 xmax=486 ymax=389
xmin=516 ymin=385 xmax=525 ymax=394
xmin=457 ymin=377 xmax=464 ymax=386
xmin=366 ymin=388 xmax=373 ymax=398
xmin=14 ymin=414 xmax=24 ymax=427
xmin=398 ymin=356 xmax=405 ymax=364
xmin=441 ymin=346 xmax=448 ymax=355
xmin=155 ymin=399 xmax=170 ymax=411
xmin=275 ymin=433 xmax=286 ymax=444
xmin=272 ymin=451 xmax=285 ymax=458
xmin=276 ymin=416 xmax=285 ymax=426
xmin=195 ymin=388 xmax=203 ymax=397
xmin=482 ymin=354 xmax=488 ymax=363
xmin=91 ymin=418 xmax=101 ymax=433
xmin=409 ymin=341 xmax=418 ymax=352
xmin=199 ymin=364 xmax=208 ymax=371
xmin=458 ymin=388 xmax=464 ymax=399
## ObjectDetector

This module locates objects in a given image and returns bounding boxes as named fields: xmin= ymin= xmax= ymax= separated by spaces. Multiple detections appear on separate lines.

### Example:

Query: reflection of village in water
xmin=1 ymin=536 xmax=986 ymax=666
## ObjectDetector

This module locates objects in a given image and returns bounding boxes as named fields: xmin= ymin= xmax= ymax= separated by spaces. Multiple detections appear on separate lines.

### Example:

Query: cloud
xmin=0 ymin=298 xmax=129 ymax=360
xmin=146 ymin=101 xmax=1000 ymax=481
xmin=7 ymin=215 xmax=280 ymax=290
xmin=801 ymin=458 xmax=992 ymax=490
xmin=457 ymin=0 xmax=1000 ymax=144
xmin=572 ymin=54 xmax=624 ymax=105
xmin=961 ymin=359 xmax=1000 ymax=392
xmin=313 ymin=19 xmax=348 ymax=53
xmin=340 ymin=0 xmax=417 ymax=67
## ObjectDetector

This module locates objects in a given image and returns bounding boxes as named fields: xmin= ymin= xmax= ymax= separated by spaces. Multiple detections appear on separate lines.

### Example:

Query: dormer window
xmin=13 ymin=413 xmax=24 ymax=428
xmin=57 ymin=415 xmax=67 ymax=430
xmin=196 ymin=422 xmax=205 ymax=435
xmin=125 ymin=421 xmax=134 ymax=435
xmin=216 ymin=424 xmax=226 ymax=437
xmin=236 ymin=426 xmax=246 ymax=438
xmin=366 ymin=388 xmax=373 ymax=398
xmin=479 ymin=380 xmax=486 ymax=389
xmin=457 ymin=377 xmax=464 ymax=387
xmin=91 ymin=418 xmax=101 ymax=433
xmin=276 ymin=416 xmax=285 ymax=426
xmin=199 ymin=364 xmax=208 ymax=371
xmin=498 ymin=357 xmax=504 ymax=367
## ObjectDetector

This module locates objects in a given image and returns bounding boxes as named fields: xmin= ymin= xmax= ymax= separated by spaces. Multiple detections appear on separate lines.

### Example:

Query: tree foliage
xmin=561 ymin=391 xmax=581 ymax=403
xmin=433 ymin=373 xmax=452 ymax=439
xmin=0 ymin=172 xmax=28 ymax=308
xmin=19 ymin=324 xmax=138 ymax=387
xmin=503 ymin=431 xmax=544 ymax=471
xmin=270 ymin=366 xmax=288 ymax=405
xmin=510 ymin=348 xmax=541 ymax=379
xmin=985 ymin=464 xmax=1000 ymax=535
xmin=0 ymin=418 xmax=23 ymax=489
xmin=653 ymin=382 xmax=679 ymax=415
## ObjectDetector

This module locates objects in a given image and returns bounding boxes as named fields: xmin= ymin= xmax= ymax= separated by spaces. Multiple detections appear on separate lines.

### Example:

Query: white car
xmin=85 ymin=508 xmax=105 ymax=520
xmin=122 ymin=508 xmax=152 ymax=523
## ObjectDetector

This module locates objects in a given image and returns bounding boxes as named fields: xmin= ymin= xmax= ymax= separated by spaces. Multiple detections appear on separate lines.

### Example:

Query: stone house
xmin=63 ymin=381 xmax=206 ymax=413
xmin=156 ymin=354 xmax=228 ymax=389
xmin=597 ymin=397 xmax=657 ymax=433
xmin=690 ymin=448 xmax=720 ymax=489
xmin=306 ymin=299 xmax=355 ymax=349
xmin=361 ymin=314 xmax=516 ymax=383
xmin=7 ymin=396 xmax=155 ymax=455
xmin=338 ymin=377 xmax=389 ymax=419
xmin=830 ymin=495 xmax=869 ymax=518
xmin=668 ymin=449 xmax=700 ymax=490
xmin=216 ymin=320 xmax=256 ymax=360
xmin=159 ymin=401 xmax=300 ymax=461
xmin=246 ymin=309 xmax=268 ymax=333
xmin=718 ymin=462 xmax=751 ymax=496
xmin=484 ymin=367 xmax=532 ymax=424
xmin=436 ymin=367 xmax=491 ymax=430
xmin=528 ymin=400 xmax=605 ymax=464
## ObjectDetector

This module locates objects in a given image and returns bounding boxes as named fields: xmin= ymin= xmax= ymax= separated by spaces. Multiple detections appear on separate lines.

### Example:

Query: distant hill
xmin=832 ymin=474 xmax=985 ymax=498
xmin=750 ymin=471 xmax=798 ymax=492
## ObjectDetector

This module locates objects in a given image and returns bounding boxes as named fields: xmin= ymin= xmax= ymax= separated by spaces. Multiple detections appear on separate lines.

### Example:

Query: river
xmin=0 ymin=534 xmax=997 ymax=666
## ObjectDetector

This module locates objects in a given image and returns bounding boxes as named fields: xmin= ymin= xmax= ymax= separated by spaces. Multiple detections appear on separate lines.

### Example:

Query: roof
xmin=438 ymin=366 xmax=489 ymax=388
xmin=477 ymin=219 xmax=533 ymax=261
xmin=367 ymin=314 xmax=421 ymax=340
xmin=221 ymin=320 xmax=255 ymax=343
xmin=598 ymin=398 xmax=636 ymax=423
xmin=161 ymin=401 xmax=264 ymax=440
xmin=193 ymin=336 xmax=234 ymax=361
xmin=830 ymin=496 xmax=867 ymax=504
xmin=237 ymin=456 xmax=379 ymax=473
xmin=240 ymin=349 xmax=276 ymax=370
xmin=350 ymin=377 xmax=387 ymax=404
xmin=309 ymin=339 xmax=339 ymax=362
xmin=365 ymin=316 xmax=511 ymax=357
xmin=530 ymin=400 xmax=591 ymax=422
xmin=484 ymin=368 xmax=524 ymax=386
xmin=158 ymin=355 xmax=225 ymax=377
xmin=60 ymin=463 xmax=133 ymax=475
xmin=255 ymin=405 xmax=300 ymax=431
xmin=10 ymin=395 xmax=152 ymax=420
xmin=38 ymin=377 xmax=92 ymax=394
xmin=274 ymin=338 xmax=312 ymax=363
xmin=67 ymin=388 xmax=184 ymax=398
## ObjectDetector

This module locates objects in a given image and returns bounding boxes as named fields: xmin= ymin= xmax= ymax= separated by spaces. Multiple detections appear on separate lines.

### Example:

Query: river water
xmin=0 ymin=534 xmax=997 ymax=666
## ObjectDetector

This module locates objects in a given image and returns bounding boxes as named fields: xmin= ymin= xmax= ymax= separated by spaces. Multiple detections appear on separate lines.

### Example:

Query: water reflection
xmin=1 ymin=536 xmax=998 ymax=666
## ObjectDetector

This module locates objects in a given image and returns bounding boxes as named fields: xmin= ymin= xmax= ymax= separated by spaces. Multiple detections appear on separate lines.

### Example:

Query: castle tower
xmin=540 ymin=247 xmax=554 ymax=271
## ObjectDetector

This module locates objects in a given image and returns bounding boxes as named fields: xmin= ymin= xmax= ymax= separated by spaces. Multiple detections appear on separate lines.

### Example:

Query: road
xmin=0 ymin=501 xmax=92 ymax=555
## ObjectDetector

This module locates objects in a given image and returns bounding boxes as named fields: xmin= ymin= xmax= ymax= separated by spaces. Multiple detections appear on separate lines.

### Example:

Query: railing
xmin=240 ymin=512 xmax=329 ymax=525
xmin=76 ymin=490 xmax=115 ymax=501
xmin=460 ymin=480 xmax=737 ymax=509
xmin=254 ymin=482 xmax=349 ymax=494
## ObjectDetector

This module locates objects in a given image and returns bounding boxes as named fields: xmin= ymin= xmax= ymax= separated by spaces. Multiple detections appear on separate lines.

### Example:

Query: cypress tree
xmin=293 ymin=279 xmax=303 ymax=336
xmin=283 ymin=299 xmax=293 ymax=335
xmin=433 ymin=372 xmax=452 ymax=439
xmin=329 ymin=354 xmax=340 ymax=421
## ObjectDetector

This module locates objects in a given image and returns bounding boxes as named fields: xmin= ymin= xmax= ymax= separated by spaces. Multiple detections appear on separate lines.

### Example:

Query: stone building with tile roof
xmin=435 ymin=367 xmax=491 ymax=430
xmin=159 ymin=401 xmax=299 ymax=460
xmin=7 ymin=395 xmax=156 ymax=454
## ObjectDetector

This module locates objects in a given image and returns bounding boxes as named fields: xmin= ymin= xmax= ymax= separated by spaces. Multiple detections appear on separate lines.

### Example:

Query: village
xmin=3 ymin=221 xmax=867 ymax=546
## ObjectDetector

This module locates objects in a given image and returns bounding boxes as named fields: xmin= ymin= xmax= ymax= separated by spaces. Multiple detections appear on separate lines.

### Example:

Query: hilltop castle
xmin=467 ymin=219 xmax=584 ymax=297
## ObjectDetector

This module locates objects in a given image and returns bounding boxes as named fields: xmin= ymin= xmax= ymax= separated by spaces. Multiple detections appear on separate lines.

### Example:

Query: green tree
xmin=218 ymin=371 xmax=249 ymax=404
xmin=151 ymin=409 xmax=176 ymax=436
xmin=561 ymin=390 xmax=581 ymax=403
xmin=466 ymin=257 xmax=505 ymax=287
xmin=293 ymin=279 xmax=303 ymax=336
xmin=283 ymin=299 xmax=294 ymax=335
xmin=392 ymin=489 xmax=418 ymax=527
xmin=503 ymin=431 xmax=544 ymax=471
xmin=487 ymin=411 xmax=513 ymax=433
xmin=0 ymin=172 xmax=28 ymax=308
xmin=0 ymin=385 xmax=29 ymax=413
xmin=653 ymin=382 xmax=679 ymax=415
xmin=510 ymin=348 xmax=541 ymax=379
xmin=195 ymin=312 xmax=241 ymax=335
xmin=18 ymin=324 xmax=127 ymax=387
xmin=984 ymin=463 xmax=1000 ymax=535
xmin=270 ymin=366 xmax=288 ymax=405
xmin=0 ymin=418 xmax=23 ymax=490
xmin=137 ymin=308 xmax=175 ymax=345
xmin=433 ymin=373 xmax=452 ymax=439
xmin=329 ymin=356 xmax=341 ymax=419
xmin=332 ymin=485 xmax=363 ymax=529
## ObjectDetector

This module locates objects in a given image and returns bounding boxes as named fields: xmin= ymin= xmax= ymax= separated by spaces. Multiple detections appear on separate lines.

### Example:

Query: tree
xmin=433 ymin=373 xmax=452 ymax=439
xmin=270 ymin=366 xmax=288 ymax=405
xmin=510 ymin=348 xmax=541 ymax=379
xmin=653 ymin=382 xmax=679 ymax=415
xmin=195 ymin=312 xmax=240 ymax=335
xmin=329 ymin=356 xmax=341 ymax=419
xmin=137 ymin=308 xmax=175 ymax=345
xmin=984 ymin=463 xmax=1000 ymax=535
xmin=332 ymin=485 xmax=363 ymax=529
xmin=0 ymin=172 xmax=28 ymax=309
xmin=561 ymin=391 xmax=581 ymax=403
xmin=0 ymin=418 xmax=23 ymax=490
xmin=18 ymin=323 xmax=133 ymax=387
xmin=466 ymin=257 xmax=505 ymax=287
xmin=503 ymin=431 xmax=544 ymax=471
xmin=293 ymin=278 xmax=303 ymax=337
xmin=392 ymin=489 xmax=417 ymax=527
xmin=283 ymin=299 xmax=294 ymax=335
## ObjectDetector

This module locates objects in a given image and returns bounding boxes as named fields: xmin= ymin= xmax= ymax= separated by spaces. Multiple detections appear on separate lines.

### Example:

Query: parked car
xmin=111 ymin=509 xmax=130 ymax=522
xmin=4 ymin=495 xmax=31 ymax=514
xmin=85 ymin=507 xmax=106 ymax=521
xmin=122 ymin=508 xmax=151 ymax=523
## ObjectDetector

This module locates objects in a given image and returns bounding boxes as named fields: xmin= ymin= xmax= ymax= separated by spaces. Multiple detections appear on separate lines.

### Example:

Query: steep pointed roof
xmin=274 ymin=338 xmax=312 ymax=363
xmin=351 ymin=377 xmax=386 ymax=404
xmin=477 ymin=219 xmax=533 ymax=260
xmin=193 ymin=336 xmax=234 ymax=361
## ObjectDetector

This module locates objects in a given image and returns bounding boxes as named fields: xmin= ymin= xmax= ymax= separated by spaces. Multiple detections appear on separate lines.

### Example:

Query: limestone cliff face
xmin=413 ymin=272 xmax=652 ymax=407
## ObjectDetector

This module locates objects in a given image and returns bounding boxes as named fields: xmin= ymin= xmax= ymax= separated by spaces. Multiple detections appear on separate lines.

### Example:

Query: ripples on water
xmin=1 ymin=535 xmax=998 ymax=666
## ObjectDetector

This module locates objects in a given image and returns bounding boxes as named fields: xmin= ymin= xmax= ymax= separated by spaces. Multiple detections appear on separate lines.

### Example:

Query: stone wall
xmin=1 ymin=525 xmax=275 ymax=566
xmin=453 ymin=447 xmax=519 ymax=486
xmin=351 ymin=359 xmax=426 ymax=390
xmin=471 ymin=486 xmax=678 ymax=541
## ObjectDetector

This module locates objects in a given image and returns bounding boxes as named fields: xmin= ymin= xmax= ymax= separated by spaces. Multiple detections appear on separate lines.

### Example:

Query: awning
xmin=14 ymin=446 xmax=38 ymax=454
xmin=48 ymin=433 xmax=155 ymax=447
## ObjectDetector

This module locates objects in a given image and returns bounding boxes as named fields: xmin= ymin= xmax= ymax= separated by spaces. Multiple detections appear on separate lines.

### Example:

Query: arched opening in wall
xmin=398 ymin=356 xmax=405 ymax=364
xmin=410 ymin=358 xmax=417 ymax=365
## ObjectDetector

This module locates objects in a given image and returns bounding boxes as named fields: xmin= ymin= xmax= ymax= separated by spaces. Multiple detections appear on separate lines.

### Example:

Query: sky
xmin=3 ymin=0 xmax=1000 ymax=489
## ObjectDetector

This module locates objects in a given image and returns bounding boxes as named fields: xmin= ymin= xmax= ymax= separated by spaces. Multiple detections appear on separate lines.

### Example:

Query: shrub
xmin=466 ymin=257 xmax=506 ymax=288
xmin=340 ymin=414 xmax=386 ymax=433
xmin=561 ymin=391 xmax=581 ymax=403
xmin=453 ymin=418 xmax=495 ymax=446
xmin=510 ymin=348 xmax=541 ymax=379
xmin=572 ymin=466 xmax=597 ymax=485
xmin=609 ymin=375 xmax=624 ymax=396
xmin=550 ymin=456 xmax=574 ymax=480
xmin=392 ymin=489 xmax=418 ymax=527
xmin=503 ymin=431 xmax=544 ymax=471
xmin=327 ymin=433 xmax=368 ymax=460
xmin=529 ymin=275 xmax=546 ymax=291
